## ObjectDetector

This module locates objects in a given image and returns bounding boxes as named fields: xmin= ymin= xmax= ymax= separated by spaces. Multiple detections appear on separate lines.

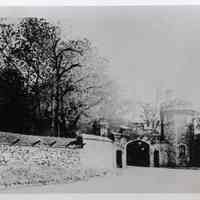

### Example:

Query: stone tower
xmin=161 ymin=103 xmax=198 ymax=167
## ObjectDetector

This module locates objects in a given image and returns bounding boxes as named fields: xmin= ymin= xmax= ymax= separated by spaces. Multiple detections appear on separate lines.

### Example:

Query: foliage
xmin=0 ymin=67 xmax=30 ymax=132
xmin=0 ymin=18 xmax=112 ymax=137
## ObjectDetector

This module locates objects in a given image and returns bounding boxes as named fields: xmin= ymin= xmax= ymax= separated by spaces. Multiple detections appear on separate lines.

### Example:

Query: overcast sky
xmin=2 ymin=6 xmax=200 ymax=110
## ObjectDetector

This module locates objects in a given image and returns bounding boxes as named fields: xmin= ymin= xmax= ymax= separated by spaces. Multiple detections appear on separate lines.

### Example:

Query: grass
xmin=0 ymin=164 xmax=116 ymax=190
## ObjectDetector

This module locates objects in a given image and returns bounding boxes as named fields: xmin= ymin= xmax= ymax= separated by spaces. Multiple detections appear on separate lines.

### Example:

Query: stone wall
xmin=0 ymin=131 xmax=75 ymax=148
xmin=0 ymin=132 xmax=115 ymax=189
xmin=162 ymin=110 xmax=177 ymax=166
xmin=81 ymin=134 xmax=115 ymax=169
xmin=0 ymin=144 xmax=80 ymax=168
xmin=159 ymin=143 xmax=169 ymax=167
xmin=0 ymin=144 xmax=82 ymax=188
xmin=0 ymin=132 xmax=115 ymax=171
xmin=0 ymin=133 xmax=116 ymax=171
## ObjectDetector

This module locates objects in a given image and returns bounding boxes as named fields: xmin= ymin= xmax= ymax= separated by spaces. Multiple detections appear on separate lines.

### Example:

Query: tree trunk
xmin=55 ymin=69 xmax=60 ymax=137
xmin=51 ymin=81 xmax=56 ymax=136
xmin=60 ymin=89 xmax=66 ymax=137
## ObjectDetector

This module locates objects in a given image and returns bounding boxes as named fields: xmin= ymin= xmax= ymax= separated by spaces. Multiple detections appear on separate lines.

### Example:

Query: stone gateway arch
xmin=126 ymin=140 xmax=150 ymax=167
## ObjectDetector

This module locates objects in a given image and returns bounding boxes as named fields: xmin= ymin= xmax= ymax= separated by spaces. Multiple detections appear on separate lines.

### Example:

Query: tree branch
xmin=58 ymin=63 xmax=82 ymax=79
xmin=56 ymin=47 xmax=82 ymax=58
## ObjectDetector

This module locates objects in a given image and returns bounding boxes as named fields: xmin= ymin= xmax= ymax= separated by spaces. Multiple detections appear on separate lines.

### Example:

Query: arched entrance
xmin=126 ymin=140 xmax=150 ymax=167
xmin=192 ymin=139 xmax=200 ymax=166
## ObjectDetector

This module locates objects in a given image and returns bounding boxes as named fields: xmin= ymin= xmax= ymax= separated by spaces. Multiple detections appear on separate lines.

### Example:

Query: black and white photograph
xmin=0 ymin=4 xmax=200 ymax=195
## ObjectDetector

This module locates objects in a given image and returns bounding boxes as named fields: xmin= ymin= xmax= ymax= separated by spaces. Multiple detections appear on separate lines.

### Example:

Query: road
xmin=1 ymin=167 xmax=200 ymax=193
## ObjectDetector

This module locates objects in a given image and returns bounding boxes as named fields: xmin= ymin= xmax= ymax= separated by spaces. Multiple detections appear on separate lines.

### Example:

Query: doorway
xmin=126 ymin=140 xmax=150 ymax=167
xmin=154 ymin=150 xmax=160 ymax=167
xmin=116 ymin=150 xmax=123 ymax=168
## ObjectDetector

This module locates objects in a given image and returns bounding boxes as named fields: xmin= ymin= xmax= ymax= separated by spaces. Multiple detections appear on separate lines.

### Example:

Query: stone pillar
xmin=99 ymin=120 xmax=109 ymax=137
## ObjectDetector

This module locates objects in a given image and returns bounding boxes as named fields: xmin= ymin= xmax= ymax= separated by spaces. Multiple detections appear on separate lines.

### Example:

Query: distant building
xmin=161 ymin=103 xmax=199 ymax=167
xmin=99 ymin=119 xmax=109 ymax=137
xmin=90 ymin=103 xmax=200 ymax=168
xmin=112 ymin=103 xmax=200 ymax=168
xmin=91 ymin=118 xmax=109 ymax=137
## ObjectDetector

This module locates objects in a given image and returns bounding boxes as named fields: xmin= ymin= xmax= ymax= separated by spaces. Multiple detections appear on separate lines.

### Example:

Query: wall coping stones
xmin=0 ymin=132 xmax=75 ymax=148
xmin=0 ymin=132 xmax=113 ymax=149
xmin=82 ymin=134 xmax=112 ymax=143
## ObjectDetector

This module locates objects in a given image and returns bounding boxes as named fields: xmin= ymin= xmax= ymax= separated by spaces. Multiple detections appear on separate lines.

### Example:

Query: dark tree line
xmin=0 ymin=18 xmax=111 ymax=137
xmin=0 ymin=67 xmax=31 ymax=133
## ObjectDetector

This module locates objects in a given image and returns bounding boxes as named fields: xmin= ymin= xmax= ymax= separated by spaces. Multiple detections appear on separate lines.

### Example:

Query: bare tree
xmin=0 ymin=18 xmax=112 ymax=137
xmin=139 ymin=102 xmax=160 ymax=131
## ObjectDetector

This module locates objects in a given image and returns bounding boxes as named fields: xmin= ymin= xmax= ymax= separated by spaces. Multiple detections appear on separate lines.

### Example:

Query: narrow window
xmin=179 ymin=145 xmax=186 ymax=157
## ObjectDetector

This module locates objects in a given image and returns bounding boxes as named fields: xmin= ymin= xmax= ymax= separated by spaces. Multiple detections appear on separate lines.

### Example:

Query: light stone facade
xmin=162 ymin=108 xmax=197 ymax=167
xmin=112 ymin=104 xmax=199 ymax=168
